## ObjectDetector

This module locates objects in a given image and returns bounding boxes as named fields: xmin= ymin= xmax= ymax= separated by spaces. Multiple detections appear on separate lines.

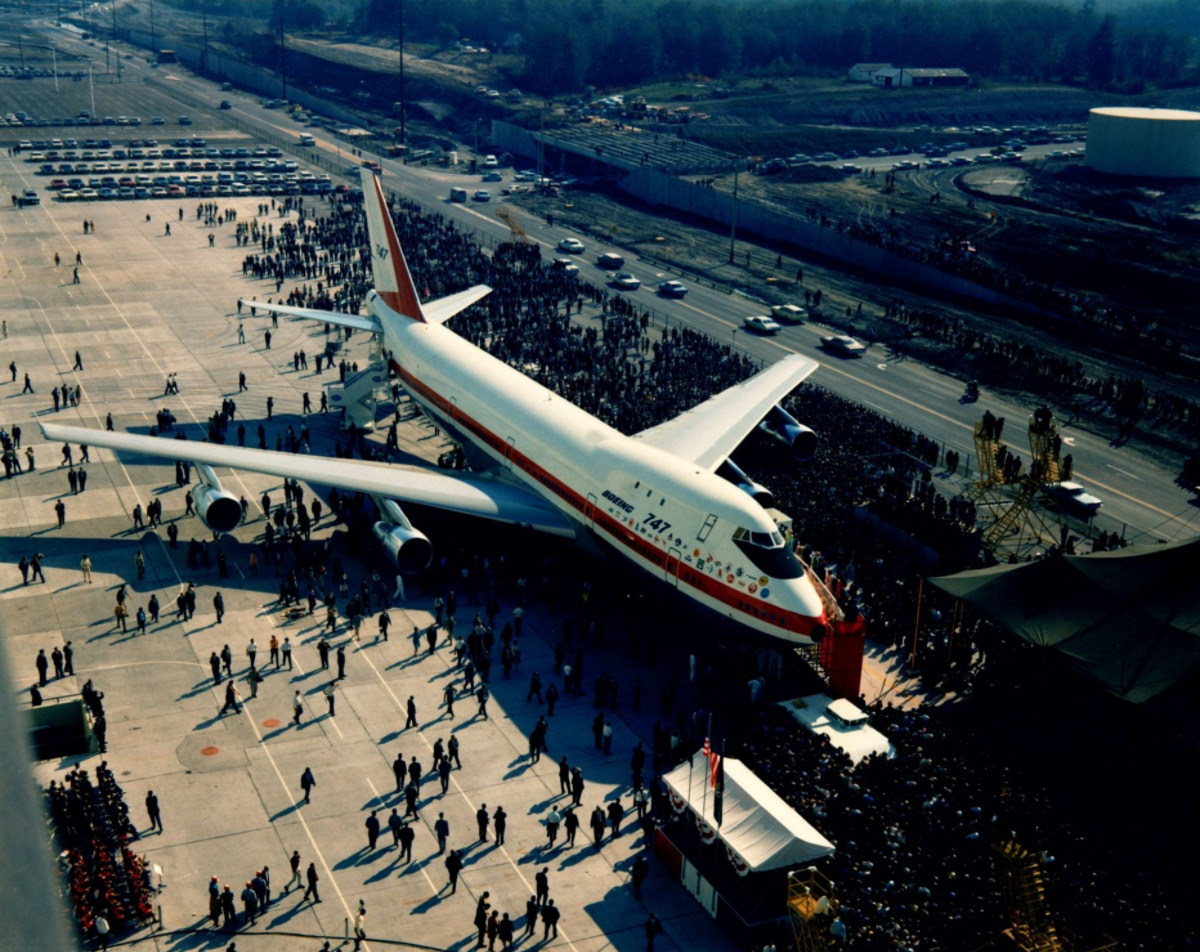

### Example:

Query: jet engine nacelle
xmin=758 ymin=405 xmax=817 ymax=462
xmin=193 ymin=484 xmax=243 ymax=534
xmin=372 ymin=521 xmax=433 ymax=574
xmin=717 ymin=459 xmax=774 ymax=508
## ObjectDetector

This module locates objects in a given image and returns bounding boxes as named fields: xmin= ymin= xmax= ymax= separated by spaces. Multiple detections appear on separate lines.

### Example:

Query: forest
xmin=177 ymin=0 xmax=1197 ymax=94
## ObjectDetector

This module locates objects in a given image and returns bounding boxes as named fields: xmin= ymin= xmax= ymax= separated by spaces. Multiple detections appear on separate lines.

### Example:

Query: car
xmin=58 ymin=189 xmax=80 ymax=201
xmin=219 ymin=100 xmax=232 ymax=110
xmin=840 ymin=163 xmax=862 ymax=174
xmin=867 ymin=147 xmax=890 ymax=157
xmin=151 ymin=117 xmax=165 ymax=125
xmin=471 ymin=189 xmax=491 ymax=202
xmin=481 ymin=171 xmax=502 ymax=182
xmin=178 ymin=116 xmax=192 ymax=125
xmin=820 ymin=335 xmax=867 ymax=357
xmin=20 ymin=188 xmax=40 ymax=205
xmin=611 ymin=273 xmax=641 ymax=290
xmin=482 ymin=154 xmax=499 ymax=168
xmin=596 ymin=252 xmax=624 ymax=270
xmin=557 ymin=237 xmax=585 ymax=254
xmin=743 ymin=315 xmax=782 ymax=335
xmin=551 ymin=258 xmax=580 ymax=275
xmin=1046 ymin=481 xmax=1102 ymax=515
xmin=771 ymin=304 xmax=807 ymax=324
xmin=657 ymin=280 xmax=688 ymax=298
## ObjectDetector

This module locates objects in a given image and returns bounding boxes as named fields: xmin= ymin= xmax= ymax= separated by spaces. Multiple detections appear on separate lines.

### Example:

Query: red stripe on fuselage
xmin=391 ymin=359 xmax=824 ymax=639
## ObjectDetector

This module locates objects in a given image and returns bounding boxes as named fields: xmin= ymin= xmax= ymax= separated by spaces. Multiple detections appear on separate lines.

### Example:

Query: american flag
xmin=700 ymin=737 xmax=720 ymax=788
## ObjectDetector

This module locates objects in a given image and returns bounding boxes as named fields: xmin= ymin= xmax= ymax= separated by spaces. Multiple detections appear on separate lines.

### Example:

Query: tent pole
xmin=909 ymin=577 xmax=924 ymax=670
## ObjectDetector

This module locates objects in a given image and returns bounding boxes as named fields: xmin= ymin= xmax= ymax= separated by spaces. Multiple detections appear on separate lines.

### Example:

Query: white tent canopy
xmin=662 ymin=750 xmax=834 ymax=872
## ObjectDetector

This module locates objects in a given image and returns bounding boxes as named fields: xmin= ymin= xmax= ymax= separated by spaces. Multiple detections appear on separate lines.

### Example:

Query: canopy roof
xmin=662 ymin=750 xmax=834 ymax=872
xmin=929 ymin=537 xmax=1200 ymax=703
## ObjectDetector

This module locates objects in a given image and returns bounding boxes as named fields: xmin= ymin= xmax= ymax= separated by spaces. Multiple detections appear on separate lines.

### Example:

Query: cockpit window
xmin=733 ymin=526 xmax=804 ymax=579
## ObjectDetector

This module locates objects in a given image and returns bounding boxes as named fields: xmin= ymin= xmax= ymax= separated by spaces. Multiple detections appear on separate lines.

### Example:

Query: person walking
xmin=591 ymin=805 xmax=607 ymax=847
xmin=285 ymin=851 xmax=302 ymax=893
xmin=524 ymin=896 xmax=540 ymax=938
xmin=564 ymin=806 xmax=579 ymax=847
xmin=535 ymin=868 xmax=550 ymax=906
xmin=545 ymin=808 xmax=562 ymax=848
xmin=443 ymin=680 xmax=456 ymax=718
xmin=448 ymin=735 xmax=462 ymax=769
xmin=398 ymin=821 xmax=415 ymax=863
xmin=645 ymin=913 xmax=661 ymax=951
xmin=438 ymin=756 xmax=452 ymax=794
xmin=608 ymin=797 xmax=625 ymax=837
xmin=213 ymin=591 xmax=225 ymax=624
xmin=303 ymin=862 xmax=320 ymax=903
xmin=405 ymin=695 xmax=418 ymax=729
xmin=353 ymin=900 xmax=366 ymax=950
xmin=300 ymin=766 xmax=316 ymax=803
xmin=476 ymin=684 xmax=489 ymax=720
xmin=293 ymin=690 xmax=304 ymax=726
xmin=631 ymin=854 xmax=649 ymax=898
xmin=210 ymin=652 xmax=222 ymax=685
xmin=220 ymin=681 xmax=241 ymax=715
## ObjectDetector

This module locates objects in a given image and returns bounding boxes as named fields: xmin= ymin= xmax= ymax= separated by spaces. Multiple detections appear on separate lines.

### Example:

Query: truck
xmin=298 ymin=133 xmax=314 ymax=146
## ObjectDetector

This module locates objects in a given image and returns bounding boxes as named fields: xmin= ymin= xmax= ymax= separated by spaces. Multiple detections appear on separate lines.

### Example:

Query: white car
xmin=611 ymin=272 xmax=641 ymax=290
xmin=771 ymin=304 xmax=807 ymax=324
xmin=1047 ymin=481 xmax=1102 ymax=515
xmin=472 ymin=189 xmax=491 ymax=202
xmin=657 ymin=280 xmax=688 ymax=298
xmin=482 ymin=154 xmax=499 ymax=168
xmin=820 ymin=335 xmax=866 ymax=357
xmin=744 ymin=315 xmax=782 ymax=335
xmin=557 ymin=237 xmax=585 ymax=254
xmin=552 ymin=258 xmax=580 ymax=275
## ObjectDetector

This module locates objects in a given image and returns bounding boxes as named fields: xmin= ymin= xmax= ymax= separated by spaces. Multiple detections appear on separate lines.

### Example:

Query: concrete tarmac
xmin=0 ymin=146 xmax=733 ymax=952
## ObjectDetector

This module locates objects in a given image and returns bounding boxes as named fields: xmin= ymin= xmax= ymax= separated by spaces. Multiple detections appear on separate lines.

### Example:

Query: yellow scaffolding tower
xmin=496 ymin=205 xmax=529 ymax=242
xmin=787 ymin=868 xmax=840 ymax=952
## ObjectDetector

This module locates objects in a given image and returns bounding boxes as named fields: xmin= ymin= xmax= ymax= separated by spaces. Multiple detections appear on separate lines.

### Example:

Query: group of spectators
xmin=216 ymin=189 xmax=1186 ymax=951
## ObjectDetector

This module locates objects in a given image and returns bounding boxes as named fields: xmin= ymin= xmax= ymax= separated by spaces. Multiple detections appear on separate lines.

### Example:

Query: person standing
xmin=608 ymin=797 xmax=625 ymax=837
xmin=631 ymin=854 xmax=649 ymax=898
xmin=493 ymin=805 xmax=507 ymax=845
xmin=336 ymin=644 xmax=346 ymax=679
xmin=55 ymin=498 xmax=66 ymax=528
xmin=365 ymin=810 xmax=380 ymax=850
xmin=476 ymin=684 xmax=489 ymax=720
xmin=438 ymin=756 xmax=452 ymax=795
xmin=213 ymin=591 xmax=225 ymax=624
xmin=445 ymin=848 xmax=463 ymax=893
xmin=541 ymin=900 xmax=560 ymax=940
xmin=497 ymin=911 xmax=515 ymax=950
xmin=353 ymin=900 xmax=366 ymax=950
xmin=645 ymin=913 xmax=661 ymax=951
xmin=524 ymin=896 xmax=540 ymax=938
xmin=80 ymin=554 xmax=92 ymax=584
xmin=448 ymin=735 xmax=462 ymax=769
xmin=300 ymin=766 xmax=316 ymax=803
xmin=324 ymin=681 xmax=337 ymax=716
xmin=443 ymin=680 xmax=456 ymax=719
xmin=545 ymin=808 xmax=562 ymax=848
xmin=590 ymin=805 xmax=607 ymax=847
xmin=281 ymin=637 xmax=293 ymax=670
xmin=145 ymin=790 xmax=163 ymax=832
xmin=535 ymin=868 xmax=550 ymax=906
xmin=435 ymin=812 xmax=450 ymax=854
xmin=563 ymin=806 xmax=579 ymax=847
xmin=476 ymin=803 xmax=490 ymax=842
xmin=398 ymin=820 xmax=415 ymax=863
xmin=293 ymin=690 xmax=304 ymax=726
xmin=474 ymin=893 xmax=491 ymax=948
xmin=210 ymin=652 xmax=222 ymax=686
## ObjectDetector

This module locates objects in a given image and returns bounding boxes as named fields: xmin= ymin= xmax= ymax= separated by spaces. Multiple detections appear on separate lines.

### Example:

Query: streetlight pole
xmin=728 ymin=159 xmax=741 ymax=263
xmin=397 ymin=0 xmax=405 ymax=145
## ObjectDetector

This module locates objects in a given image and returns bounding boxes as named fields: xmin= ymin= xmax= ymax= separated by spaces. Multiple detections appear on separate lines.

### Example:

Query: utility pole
xmin=396 ymin=0 xmax=405 ymax=144
xmin=149 ymin=0 xmax=156 ymax=56
xmin=112 ymin=1 xmax=121 ymax=82
xmin=728 ymin=159 xmax=742 ymax=263
xmin=201 ymin=6 xmax=208 ymax=75
xmin=278 ymin=12 xmax=287 ymax=102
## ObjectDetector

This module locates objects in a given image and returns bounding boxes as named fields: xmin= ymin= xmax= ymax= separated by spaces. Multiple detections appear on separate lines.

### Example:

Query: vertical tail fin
xmin=361 ymin=168 xmax=426 ymax=322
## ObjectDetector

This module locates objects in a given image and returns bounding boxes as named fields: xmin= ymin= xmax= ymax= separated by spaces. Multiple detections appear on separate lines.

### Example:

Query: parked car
xmin=743 ymin=315 xmax=782 ymax=335
xmin=820 ymin=335 xmax=866 ymax=357
xmin=557 ymin=237 xmax=585 ymax=254
xmin=611 ymin=272 xmax=641 ymax=290
xmin=657 ymin=280 xmax=688 ymax=298
xmin=1046 ymin=481 xmax=1102 ymax=515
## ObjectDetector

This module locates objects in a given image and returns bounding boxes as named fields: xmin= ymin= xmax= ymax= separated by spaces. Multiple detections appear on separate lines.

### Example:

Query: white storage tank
xmin=1086 ymin=107 xmax=1200 ymax=178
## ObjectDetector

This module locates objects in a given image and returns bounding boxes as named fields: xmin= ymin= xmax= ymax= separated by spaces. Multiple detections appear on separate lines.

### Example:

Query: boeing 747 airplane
xmin=41 ymin=170 xmax=830 ymax=645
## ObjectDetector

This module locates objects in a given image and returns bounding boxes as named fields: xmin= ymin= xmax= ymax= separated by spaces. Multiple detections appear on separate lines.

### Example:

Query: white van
xmin=449 ymin=187 xmax=468 ymax=203
xmin=298 ymin=133 xmax=314 ymax=146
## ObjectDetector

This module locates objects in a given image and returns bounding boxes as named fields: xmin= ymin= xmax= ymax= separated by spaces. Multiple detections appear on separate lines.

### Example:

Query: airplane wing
xmin=630 ymin=354 xmax=818 ymax=470
xmin=236 ymin=300 xmax=381 ymax=334
xmin=422 ymin=286 xmax=492 ymax=326
xmin=37 ymin=422 xmax=575 ymax=538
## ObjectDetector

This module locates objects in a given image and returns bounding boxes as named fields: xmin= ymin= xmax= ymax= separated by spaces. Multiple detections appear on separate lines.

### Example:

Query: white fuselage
xmin=369 ymin=292 xmax=829 ymax=645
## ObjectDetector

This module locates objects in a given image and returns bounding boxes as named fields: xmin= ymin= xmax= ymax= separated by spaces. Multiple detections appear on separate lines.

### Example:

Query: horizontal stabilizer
xmin=38 ymin=422 xmax=575 ymax=538
xmin=422 ymin=285 xmax=493 ymax=326
xmin=237 ymin=299 xmax=381 ymax=334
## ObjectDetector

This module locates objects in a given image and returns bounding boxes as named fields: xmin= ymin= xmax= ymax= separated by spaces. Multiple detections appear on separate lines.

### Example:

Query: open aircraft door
xmin=666 ymin=548 xmax=681 ymax=587
xmin=584 ymin=493 xmax=597 ymax=530
xmin=505 ymin=436 xmax=516 ymax=471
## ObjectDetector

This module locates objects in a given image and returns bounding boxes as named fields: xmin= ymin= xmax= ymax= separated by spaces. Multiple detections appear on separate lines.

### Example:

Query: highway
xmin=39 ymin=21 xmax=1200 ymax=547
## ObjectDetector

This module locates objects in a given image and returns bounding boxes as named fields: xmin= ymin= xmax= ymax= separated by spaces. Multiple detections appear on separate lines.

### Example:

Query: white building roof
xmin=662 ymin=750 xmax=834 ymax=872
